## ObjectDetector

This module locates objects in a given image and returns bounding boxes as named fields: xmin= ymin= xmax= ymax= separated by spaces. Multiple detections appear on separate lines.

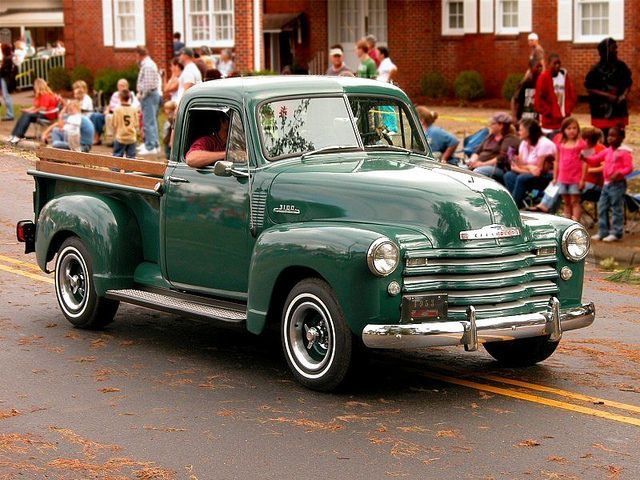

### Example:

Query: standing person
xmin=177 ymin=47 xmax=202 ymax=103
xmin=551 ymin=117 xmax=586 ymax=221
xmin=584 ymin=38 xmax=632 ymax=141
xmin=216 ymin=49 xmax=235 ymax=78
xmin=579 ymin=127 xmax=606 ymax=195
xmin=173 ymin=32 xmax=185 ymax=57
xmin=1 ymin=43 xmax=17 ymax=121
xmin=199 ymin=46 xmax=215 ymax=70
xmin=90 ymin=78 xmax=139 ymax=144
xmin=535 ymin=54 xmax=576 ymax=133
xmin=163 ymin=58 xmax=183 ymax=102
xmin=365 ymin=35 xmax=381 ymax=67
xmin=162 ymin=100 xmax=177 ymax=160
xmin=504 ymin=118 xmax=556 ymax=208
xmin=7 ymin=78 xmax=58 ymax=144
xmin=135 ymin=46 xmax=160 ymax=155
xmin=376 ymin=47 xmax=397 ymax=84
xmin=512 ymin=58 xmax=543 ymax=123
xmin=325 ymin=46 xmax=351 ymax=76
xmin=112 ymin=89 xmax=139 ymax=159
xmin=527 ymin=33 xmax=545 ymax=70
xmin=468 ymin=113 xmax=520 ymax=184
xmin=589 ymin=126 xmax=633 ymax=242
xmin=355 ymin=40 xmax=377 ymax=79
xmin=416 ymin=106 xmax=459 ymax=166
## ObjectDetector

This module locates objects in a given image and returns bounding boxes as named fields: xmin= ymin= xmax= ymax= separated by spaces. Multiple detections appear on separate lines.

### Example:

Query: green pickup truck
xmin=17 ymin=76 xmax=595 ymax=391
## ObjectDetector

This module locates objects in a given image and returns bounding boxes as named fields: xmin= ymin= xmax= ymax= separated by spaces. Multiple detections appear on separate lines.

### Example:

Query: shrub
xmin=94 ymin=65 xmax=139 ymax=98
xmin=420 ymin=72 xmax=448 ymax=99
xmin=70 ymin=65 xmax=94 ymax=90
xmin=502 ymin=73 xmax=524 ymax=101
xmin=47 ymin=67 xmax=72 ymax=92
xmin=245 ymin=70 xmax=278 ymax=76
xmin=454 ymin=70 xmax=485 ymax=101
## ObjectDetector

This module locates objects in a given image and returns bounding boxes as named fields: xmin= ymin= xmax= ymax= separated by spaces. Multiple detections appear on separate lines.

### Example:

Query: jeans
xmin=598 ymin=181 xmax=626 ymax=238
xmin=141 ymin=90 xmax=160 ymax=150
xmin=504 ymin=171 xmax=552 ymax=208
xmin=474 ymin=165 xmax=505 ymax=184
xmin=1 ymin=78 xmax=14 ymax=119
xmin=90 ymin=112 xmax=106 ymax=135
xmin=113 ymin=140 xmax=136 ymax=158
xmin=12 ymin=112 xmax=47 ymax=138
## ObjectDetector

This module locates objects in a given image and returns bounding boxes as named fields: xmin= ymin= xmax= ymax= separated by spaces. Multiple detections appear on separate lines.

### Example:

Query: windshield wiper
xmin=364 ymin=145 xmax=429 ymax=157
xmin=300 ymin=145 xmax=362 ymax=160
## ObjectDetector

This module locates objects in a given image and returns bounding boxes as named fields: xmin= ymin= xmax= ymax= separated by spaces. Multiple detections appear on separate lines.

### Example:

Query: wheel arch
xmin=36 ymin=193 xmax=143 ymax=295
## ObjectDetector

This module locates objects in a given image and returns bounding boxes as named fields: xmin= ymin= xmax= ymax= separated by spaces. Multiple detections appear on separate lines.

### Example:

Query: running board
xmin=105 ymin=288 xmax=246 ymax=323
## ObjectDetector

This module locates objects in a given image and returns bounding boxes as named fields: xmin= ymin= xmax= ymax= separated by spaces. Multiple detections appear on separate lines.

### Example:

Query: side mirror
xmin=214 ymin=160 xmax=234 ymax=177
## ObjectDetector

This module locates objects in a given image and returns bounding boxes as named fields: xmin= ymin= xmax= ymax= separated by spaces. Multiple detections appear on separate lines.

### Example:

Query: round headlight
xmin=367 ymin=238 xmax=399 ymax=277
xmin=562 ymin=224 xmax=590 ymax=262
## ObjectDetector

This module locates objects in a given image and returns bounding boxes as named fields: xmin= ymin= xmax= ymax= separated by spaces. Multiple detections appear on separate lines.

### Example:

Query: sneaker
xmin=1 ymin=117 xmax=15 ymax=122
xmin=590 ymin=233 xmax=603 ymax=241
xmin=9 ymin=136 xmax=21 ymax=145
xmin=602 ymin=234 xmax=620 ymax=242
xmin=137 ymin=146 xmax=159 ymax=156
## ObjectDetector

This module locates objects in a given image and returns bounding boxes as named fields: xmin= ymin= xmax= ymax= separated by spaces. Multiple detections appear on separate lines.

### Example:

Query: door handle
xmin=168 ymin=176 xmax=190 ymax=183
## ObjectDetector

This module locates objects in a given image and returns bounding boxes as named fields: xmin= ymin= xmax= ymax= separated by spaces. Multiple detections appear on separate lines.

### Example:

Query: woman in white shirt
xmin=72 ymin=80 xmax=93 ymax=115
xmin=376 ymin=47 xmax=397 ymax=84
xmin=504 ymin=118 xmax=556 ymax=208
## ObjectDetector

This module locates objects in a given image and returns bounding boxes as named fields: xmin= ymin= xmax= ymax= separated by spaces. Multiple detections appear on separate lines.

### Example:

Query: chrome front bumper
xmin=362 ymin=298 xmax=595 ymax=350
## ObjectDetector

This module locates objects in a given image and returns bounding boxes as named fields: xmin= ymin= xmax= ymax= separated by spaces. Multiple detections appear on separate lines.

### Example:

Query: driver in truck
xmin=185 ymin=113 xmax=229 ymax=168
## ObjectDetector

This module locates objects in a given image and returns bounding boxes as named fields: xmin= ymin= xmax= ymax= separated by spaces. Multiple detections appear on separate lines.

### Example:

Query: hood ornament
xmin=460 ymin=224 xmax=521 ymax=240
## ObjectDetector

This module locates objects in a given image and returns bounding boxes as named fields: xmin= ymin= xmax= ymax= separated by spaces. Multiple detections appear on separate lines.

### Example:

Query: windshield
xmin=259 ymin=97 xmax=360 ymax=160
xmin=348 ymin=96 xmax=428 ymax=154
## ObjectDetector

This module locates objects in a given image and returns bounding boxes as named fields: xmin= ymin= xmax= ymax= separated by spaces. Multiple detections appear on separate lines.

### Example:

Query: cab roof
xmin=181 ymin=75 xmax=411 ymax=105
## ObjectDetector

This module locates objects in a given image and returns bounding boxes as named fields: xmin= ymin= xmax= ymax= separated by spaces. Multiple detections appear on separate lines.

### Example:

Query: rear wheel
xmin=54 ymin=237 xmax=119 ymax=329
xmin=484 ymin=335 xmax=559 ymax=367
xmin=281 ymin=278 xmax=353 ymax=391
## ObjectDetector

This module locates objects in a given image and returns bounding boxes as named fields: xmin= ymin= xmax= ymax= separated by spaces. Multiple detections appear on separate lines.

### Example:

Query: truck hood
xmin=266 ymin=154 xmax=530 ymax=249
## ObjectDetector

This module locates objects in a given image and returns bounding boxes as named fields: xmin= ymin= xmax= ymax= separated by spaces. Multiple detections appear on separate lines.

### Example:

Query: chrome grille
xmin=402 ymin=246 xmax=558 ymax=321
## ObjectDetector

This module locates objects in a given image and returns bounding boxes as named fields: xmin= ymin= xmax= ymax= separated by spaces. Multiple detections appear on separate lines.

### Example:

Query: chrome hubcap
xmin=288 ymin=300 xmax=331 ymax=372
xmin=58 ymin=252 xmax=87 ymax=312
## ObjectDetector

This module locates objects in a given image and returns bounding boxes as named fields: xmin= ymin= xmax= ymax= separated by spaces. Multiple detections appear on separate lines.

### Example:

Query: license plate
xmin=401 ymin=294 xmax=448 ymax=323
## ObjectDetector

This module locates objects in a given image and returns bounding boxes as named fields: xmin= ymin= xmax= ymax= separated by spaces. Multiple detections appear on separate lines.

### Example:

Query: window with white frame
xmin=450 ymin=1 xmax=464 ymax=30
xmin=559 ymin=0 xmax=624 ymax=43
xmin=499 ymin=0 xmax=519 ymax=30
xmin=579 ymin=1 xmax=609 ymax=36
xmin=186 ymin=0 xmax=234 ymax=47
xmin=102 ymin=0 xmax=145 ymax=48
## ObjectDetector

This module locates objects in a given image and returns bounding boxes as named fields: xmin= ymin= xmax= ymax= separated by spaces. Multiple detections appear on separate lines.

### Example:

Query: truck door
xmin=163 ymin=107 xmax=250 ymax=298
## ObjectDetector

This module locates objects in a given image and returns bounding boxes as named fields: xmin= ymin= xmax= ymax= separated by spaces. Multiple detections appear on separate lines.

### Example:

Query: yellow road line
xmin=478 ymin=373 xmax=640 ymax=415
xmin=0 ymin=263 xmax=53 ymax=284
xmin=421 ymin=371 xmax=640 ymax=427
xmin=0 ymin=254 xmax=43 ymax=272
xmin=438 ymin=115 xmax=487 ymax=125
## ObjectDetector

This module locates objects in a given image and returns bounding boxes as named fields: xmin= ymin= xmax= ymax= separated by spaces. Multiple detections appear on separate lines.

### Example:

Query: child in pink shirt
xmin=589 ymin=126 xmax=634 ymax=242
xmin=552 ymin=117 xmax=586 ymax=221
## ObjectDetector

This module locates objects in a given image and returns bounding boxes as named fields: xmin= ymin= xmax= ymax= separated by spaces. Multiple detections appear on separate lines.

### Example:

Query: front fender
xmin=246 ymin=222 xmax=412 ymax=335
xmin=36 ymin=193 xmax=142 ymax=295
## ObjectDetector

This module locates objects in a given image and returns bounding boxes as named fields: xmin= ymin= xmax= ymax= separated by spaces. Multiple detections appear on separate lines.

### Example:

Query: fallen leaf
xmin=100 ymin=387 xmax=121 ymax=393
xmin=516 ymin=439 xmax=541 ymax=447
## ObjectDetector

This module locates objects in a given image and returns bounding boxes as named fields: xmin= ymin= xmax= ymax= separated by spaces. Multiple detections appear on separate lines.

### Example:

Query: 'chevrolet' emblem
xmin=460 ymin=224 xmax=521 ymax=240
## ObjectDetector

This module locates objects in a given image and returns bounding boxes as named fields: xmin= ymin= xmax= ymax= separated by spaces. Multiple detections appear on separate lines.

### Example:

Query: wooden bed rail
xmin=35 ymin=147 xmax=167 ymax=191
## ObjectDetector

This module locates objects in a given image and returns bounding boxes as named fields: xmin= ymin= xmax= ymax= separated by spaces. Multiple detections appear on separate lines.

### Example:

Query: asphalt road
xmin=1 ymin=150 xmax=639 ymax=480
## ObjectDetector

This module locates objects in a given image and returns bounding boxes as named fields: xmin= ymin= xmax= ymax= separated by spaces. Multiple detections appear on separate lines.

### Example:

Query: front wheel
xmin=281 ymin=278 xmax=353 ymax=391
xmin=484 ymin=335 xmax=559 ymax=367
xmin=54 ymin=237 xmax=119 ymax=329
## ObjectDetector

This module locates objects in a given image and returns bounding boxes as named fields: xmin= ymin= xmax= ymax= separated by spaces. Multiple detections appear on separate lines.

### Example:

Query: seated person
xmin=185 ymin=114 xmax=230 ymax=168
xmin=416 ymin=106 xmax=459 ymax=165
xmin=468 ymin=112 xmax=520 ymax=184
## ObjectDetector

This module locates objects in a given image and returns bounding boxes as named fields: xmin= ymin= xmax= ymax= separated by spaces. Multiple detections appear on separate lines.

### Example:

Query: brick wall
xmin=387 ymin=0 xmax=639 ymax=100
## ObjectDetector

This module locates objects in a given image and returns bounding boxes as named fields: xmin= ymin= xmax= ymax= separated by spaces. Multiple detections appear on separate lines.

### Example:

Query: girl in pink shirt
xmin=589 ymin=126 xmax=634 ymax=242
xmin=552 ymin=117 xmax=586 ymax=221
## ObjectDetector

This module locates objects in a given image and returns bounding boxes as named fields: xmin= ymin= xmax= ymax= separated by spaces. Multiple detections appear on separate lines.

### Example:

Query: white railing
xmin=308 ymin=51 xmax=327 ymax=75
xmin=16 ymin=55 xmax=66 ymax=90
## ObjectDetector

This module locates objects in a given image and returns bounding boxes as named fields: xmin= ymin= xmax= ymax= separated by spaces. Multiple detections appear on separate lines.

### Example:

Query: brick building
xmin=63 ymin=0 xmax=638 ymax=100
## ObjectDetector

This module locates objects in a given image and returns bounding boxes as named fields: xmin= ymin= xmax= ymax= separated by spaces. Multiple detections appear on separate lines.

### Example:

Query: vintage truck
xmin=17 ymin=76 xmax=595 ymax=391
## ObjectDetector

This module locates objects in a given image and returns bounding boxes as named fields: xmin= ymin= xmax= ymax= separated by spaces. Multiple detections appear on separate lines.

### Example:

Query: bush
xmin=47 ymin=67 xmax=72 ymax=92
xmin=454 ymin=70 xmax=485 ymax=101
xmin=502 ymin=73 xmax=524 ymax=101
xmin=244 ymin=70 xmax=278 ymax=76
xmin=420 ymin=72 xmax=448 ymax=99
xmin=94 ymin=65 xmax=139 ymax=98
xmin=70 ymin=65 xmax=94 ymax=90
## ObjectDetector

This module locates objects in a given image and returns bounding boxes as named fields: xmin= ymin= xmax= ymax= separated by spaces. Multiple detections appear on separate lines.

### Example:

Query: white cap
xmin=528 ymin=33 xmax=539 ymax=41
xmin=329 ymin=48 xmax=343 ymax=57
